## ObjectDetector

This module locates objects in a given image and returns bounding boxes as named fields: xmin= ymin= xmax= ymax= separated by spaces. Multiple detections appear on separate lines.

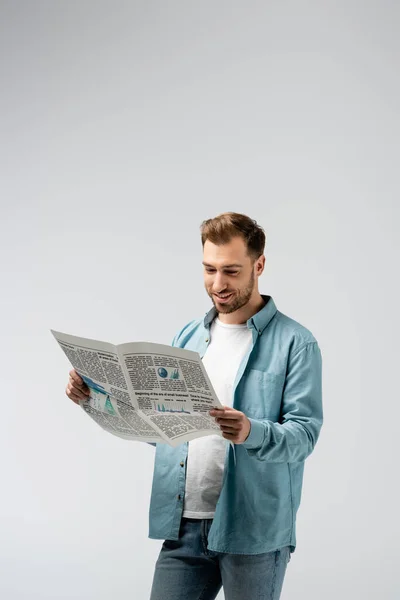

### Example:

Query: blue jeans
xmin=150 ymin=518 xmax=291 ymax=600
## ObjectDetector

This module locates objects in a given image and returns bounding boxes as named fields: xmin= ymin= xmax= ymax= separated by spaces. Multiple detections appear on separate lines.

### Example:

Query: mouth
xmin=214 ymin=292 xmax=234 ymax=304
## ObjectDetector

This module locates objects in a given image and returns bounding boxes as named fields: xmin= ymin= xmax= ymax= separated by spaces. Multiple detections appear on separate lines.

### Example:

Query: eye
xmin=204 ymin=268 xmax=239 ymax=275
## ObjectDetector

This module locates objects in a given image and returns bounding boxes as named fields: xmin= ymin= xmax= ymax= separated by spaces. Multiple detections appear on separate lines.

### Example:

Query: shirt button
xmin=177 ymin=494 xmax=181 ymax=500
xmin=205 ymin=338 xmax=209 ymax=342
xmin=180 ymin=461 xmax=184 ymax=467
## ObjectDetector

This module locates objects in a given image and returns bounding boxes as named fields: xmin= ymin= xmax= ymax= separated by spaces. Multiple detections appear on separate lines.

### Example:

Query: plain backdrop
xmin=1 ymin=1 xmax=399 ymax=599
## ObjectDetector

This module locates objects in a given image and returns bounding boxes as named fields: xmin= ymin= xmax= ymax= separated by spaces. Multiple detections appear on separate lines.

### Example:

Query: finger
xmin=66 ymin=384 xmax=89 ymax=401
xmin=69 ymin=369 xmax=82 ymax=382
xmin=66 ymin=389 xmax=85 ymax=404
xmin=221 ymin=431 xmax=238 ymax=440
xmin=217 ymin=419 xmax=240 ymax=428
xmin=69 ymin=382 xmax=90 ymax=398
xmin=70 ymin=374 xmax=87 ymax=390
xmin=70 ymin=370 xmax=84 ymax=386
xmin=219 ymin=407 xmax=240 ymax=414
xmin=219 ymin=420 xmax=239 ymax=430
xmin=69 ymin=376 xmax=90 ymax=394
xmin=216 ymin=412 xmax=242 ymax=421
xmin=220 ymin=427 xmax=238 ymax=435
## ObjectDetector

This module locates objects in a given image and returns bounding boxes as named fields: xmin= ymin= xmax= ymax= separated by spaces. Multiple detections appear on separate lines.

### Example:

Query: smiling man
xmin=66 ymin=212 xmax=323 ymax=600
xmin=148 ymin=212 xmax=323 ymax=599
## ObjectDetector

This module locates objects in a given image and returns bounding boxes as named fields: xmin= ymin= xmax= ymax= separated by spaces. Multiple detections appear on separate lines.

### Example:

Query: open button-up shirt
xmin=148 ymin=295 xmax=323 ymax=555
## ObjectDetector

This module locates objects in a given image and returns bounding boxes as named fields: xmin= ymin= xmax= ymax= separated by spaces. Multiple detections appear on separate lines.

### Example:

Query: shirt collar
xmin=203 ymin=294 xmax=277 ymax=335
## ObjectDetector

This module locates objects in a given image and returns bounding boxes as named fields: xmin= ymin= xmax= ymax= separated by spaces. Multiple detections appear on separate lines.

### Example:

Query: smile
xmin=214 ymin=293 xmax=233 ymax=303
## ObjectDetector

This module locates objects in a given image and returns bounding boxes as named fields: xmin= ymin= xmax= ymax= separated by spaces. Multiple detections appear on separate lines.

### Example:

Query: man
xmin=66 ymin=212 xmax=323 ymax=600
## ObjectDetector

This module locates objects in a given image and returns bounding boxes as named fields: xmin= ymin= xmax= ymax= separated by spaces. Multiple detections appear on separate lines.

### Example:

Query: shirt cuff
xmin=242 ymin=417 xmax=267 ymax=450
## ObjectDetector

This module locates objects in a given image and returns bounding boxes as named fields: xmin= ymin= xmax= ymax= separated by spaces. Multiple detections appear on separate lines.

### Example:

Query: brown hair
xmin=200 ymin=212 xmax=266 ymax=261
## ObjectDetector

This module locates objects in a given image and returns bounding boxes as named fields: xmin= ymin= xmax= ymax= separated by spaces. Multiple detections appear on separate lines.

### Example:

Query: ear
xmin=255 ymin=255 xmax=265 ymax=276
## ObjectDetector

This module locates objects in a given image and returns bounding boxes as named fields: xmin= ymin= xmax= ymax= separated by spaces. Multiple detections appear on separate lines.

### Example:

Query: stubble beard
xmin=208 ymin=269 xmax=255 ymax=315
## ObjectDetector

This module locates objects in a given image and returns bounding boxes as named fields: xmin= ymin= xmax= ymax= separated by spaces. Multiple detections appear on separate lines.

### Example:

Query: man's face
xmin=203 ymin=237 xmax=258 ymax=314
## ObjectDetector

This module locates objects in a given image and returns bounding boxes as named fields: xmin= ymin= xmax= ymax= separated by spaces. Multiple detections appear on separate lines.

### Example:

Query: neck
xmin=217 ymin=293 xmax=266 ymax=325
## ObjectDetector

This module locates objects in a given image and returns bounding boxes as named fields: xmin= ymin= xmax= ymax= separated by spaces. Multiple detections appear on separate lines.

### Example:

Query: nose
xmin=212 ymin=271 xmax=228 ymax=293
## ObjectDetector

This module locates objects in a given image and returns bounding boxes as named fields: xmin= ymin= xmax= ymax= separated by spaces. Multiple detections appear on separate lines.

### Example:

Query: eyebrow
xmin=202 ymin=262 xmax=243 ymax=269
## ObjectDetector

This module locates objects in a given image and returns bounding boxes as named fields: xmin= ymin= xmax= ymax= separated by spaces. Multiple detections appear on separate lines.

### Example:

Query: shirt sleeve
xmin=242 ymin=341 xmax=323 ymax=462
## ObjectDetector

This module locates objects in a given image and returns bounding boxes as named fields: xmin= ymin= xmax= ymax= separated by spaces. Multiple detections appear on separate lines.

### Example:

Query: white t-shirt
xmin=182 ymin=317 xmax=253 ymax=518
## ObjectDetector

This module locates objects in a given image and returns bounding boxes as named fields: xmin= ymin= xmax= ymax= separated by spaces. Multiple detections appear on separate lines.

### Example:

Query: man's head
xmin=200 ymin=212 xmax=266 ymax=316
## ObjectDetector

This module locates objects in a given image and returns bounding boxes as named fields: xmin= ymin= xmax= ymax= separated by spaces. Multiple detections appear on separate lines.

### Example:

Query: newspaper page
xmin=51 ymin=330 xmax=223 ymax=447
xmin=118 ymin=341 xmax=223 ymax=445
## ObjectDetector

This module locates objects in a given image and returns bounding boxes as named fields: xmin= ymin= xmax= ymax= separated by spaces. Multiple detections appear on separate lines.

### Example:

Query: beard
xmin=207 ymin=269 xmax=255 ymax=315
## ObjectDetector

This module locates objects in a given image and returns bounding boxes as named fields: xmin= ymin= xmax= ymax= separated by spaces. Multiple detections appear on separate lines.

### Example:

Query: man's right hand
xmin=66 ymin=369 xmax=90 ymax=404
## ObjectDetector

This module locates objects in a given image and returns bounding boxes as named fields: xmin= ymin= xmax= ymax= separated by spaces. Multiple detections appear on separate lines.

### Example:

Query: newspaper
xmin=51 ymin=330 xmax=223 ymax=447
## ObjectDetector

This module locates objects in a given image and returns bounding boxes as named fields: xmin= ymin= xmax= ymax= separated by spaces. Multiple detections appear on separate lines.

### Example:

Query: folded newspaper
xmin=52 ymin=330 xmax=224 ymax=447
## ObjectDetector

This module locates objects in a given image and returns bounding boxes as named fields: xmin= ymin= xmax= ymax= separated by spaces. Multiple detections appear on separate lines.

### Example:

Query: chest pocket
xmin=238 ymin=369 xmax=285 ymax=420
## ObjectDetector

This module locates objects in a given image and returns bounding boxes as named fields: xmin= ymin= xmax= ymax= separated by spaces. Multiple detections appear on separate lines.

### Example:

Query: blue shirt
xmin=148 ymin=295 xmax=323 ymax=554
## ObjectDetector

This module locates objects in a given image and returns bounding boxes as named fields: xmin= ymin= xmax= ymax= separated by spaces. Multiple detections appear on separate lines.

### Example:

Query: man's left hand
xmin=209 ymin=406 xmax=251 ymax=444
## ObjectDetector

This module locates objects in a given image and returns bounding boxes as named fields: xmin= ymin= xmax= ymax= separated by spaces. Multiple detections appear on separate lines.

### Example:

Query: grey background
xmin=1 ymin=1 xmax=399 ymax=598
